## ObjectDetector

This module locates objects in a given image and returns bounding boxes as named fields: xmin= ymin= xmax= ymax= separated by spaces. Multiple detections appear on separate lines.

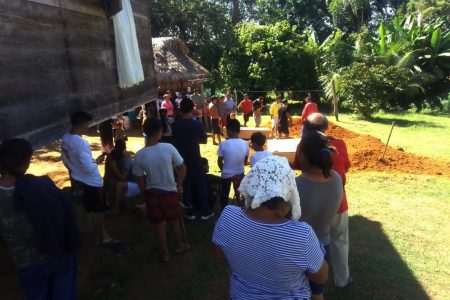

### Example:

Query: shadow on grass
xmin=329 ymin=215 xmax=430 ymax=299
xmin=0 ymin=209 xmax=431 ymax=300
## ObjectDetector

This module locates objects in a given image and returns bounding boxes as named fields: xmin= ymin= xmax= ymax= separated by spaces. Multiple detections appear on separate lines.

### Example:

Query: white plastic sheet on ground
xmin=112 ymin=0 xmax=144 ymax=88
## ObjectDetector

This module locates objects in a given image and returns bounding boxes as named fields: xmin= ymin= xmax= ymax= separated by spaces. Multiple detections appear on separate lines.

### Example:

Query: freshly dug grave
xmin=288 ymin=118 xmax=450 ymax=177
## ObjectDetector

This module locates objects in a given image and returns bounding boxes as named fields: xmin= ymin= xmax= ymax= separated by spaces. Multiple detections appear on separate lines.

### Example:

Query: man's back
xmin=296 ymin=171 xmax=343 ymax=244
xmin=171 ymin=118 xmax=206 ymax=170
xmin=61 ymin=133 xmax=102 ymax=187
xmin=301 ymin=102 xmax=318 ymax=123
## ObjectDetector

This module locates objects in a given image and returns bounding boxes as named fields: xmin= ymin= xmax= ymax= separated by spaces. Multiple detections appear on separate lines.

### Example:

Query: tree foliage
xmin=220 ymin=21 xmax=319 ymax=92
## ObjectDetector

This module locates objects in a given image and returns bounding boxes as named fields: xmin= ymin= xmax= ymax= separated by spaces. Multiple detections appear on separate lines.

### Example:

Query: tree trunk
xmin=332 ymin=79 xmax=339 ymax=121
xmin=232 ymin=0 xmax=240 ymax=25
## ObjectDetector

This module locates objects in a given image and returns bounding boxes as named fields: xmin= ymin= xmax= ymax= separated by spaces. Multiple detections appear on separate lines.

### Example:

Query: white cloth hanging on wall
xmin=112 ymin=0 xmax=145 ymax=88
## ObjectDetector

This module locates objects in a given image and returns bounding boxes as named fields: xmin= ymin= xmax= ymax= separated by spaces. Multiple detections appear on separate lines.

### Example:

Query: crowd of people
xmin=0 ymin=88 xmax=353 ymax=299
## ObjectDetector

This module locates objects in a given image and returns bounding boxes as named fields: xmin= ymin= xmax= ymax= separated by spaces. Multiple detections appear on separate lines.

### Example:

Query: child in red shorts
xmin=133 ymin=118 xmax=189 ymax=262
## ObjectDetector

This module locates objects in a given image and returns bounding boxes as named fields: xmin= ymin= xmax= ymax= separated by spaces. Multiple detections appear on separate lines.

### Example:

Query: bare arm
xmin=218 ymin=156 xmax=224 ymax=171
xmin=137 ymin=176 xmax=146 ymax=202
xmin=174 ymin=163 xmax=187 ymax=193
xmin=306 ymin=260 xmax=329 ymax=284
xmin=212 ymin=244 xmax=226 ymax=260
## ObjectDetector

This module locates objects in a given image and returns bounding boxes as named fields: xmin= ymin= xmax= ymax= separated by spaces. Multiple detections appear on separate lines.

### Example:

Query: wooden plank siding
xmin=0 ymin=0 xmax=157 ymax=148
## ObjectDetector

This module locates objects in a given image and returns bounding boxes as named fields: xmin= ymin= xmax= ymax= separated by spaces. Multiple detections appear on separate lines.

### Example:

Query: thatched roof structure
xmin=152 ymin=37 xmax=211 ymax=91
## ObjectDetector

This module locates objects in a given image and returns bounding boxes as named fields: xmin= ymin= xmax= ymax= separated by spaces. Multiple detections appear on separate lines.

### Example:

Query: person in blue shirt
xmin=213 ymin=156 xmax=328 ymax=300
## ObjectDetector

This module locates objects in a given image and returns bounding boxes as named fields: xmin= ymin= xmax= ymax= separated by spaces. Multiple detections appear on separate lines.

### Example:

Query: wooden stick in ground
xmin=381 ymin=121 xmax=395 ymax=161
xmin=178 ymin=197 xmax=189 ymax=244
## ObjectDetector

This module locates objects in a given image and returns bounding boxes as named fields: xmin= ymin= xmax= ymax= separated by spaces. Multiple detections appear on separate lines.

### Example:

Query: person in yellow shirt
xmin=269 ymin=96 xmax=282 ymax=138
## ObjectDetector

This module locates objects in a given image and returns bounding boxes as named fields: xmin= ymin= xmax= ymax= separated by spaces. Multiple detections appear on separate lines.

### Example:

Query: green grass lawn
xmin=2 ymin=112 xmax=449 ymax=299
xmin=69 ymin=171 xmax=449 ymax=300
xmin=333 ymin=111 xmax=450 ymax=162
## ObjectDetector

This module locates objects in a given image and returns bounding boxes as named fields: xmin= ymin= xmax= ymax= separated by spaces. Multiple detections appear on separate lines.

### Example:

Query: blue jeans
xmin=19 ymin=255 xmax=77 ymax=300
xmin=183 ymin=169 xmax=210 ymax=216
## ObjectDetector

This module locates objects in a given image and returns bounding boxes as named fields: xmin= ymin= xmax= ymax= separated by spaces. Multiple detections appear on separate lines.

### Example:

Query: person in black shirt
xmin=171 ymin=99 xmax=214 ymax=220
xmin=278 ymin=99 xmax=292 ymax=138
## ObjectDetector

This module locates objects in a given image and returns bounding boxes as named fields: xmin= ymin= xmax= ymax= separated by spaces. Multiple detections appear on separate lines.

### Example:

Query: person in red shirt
xmin=238 ymin=94 xmax=253 ymax=127
xmin=293 ymin=112 xmax=353 ymax=288
xmin=301 ymin=94 xmax=318 ymax=137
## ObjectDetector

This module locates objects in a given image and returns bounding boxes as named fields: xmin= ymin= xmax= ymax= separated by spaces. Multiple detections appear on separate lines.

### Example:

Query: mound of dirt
xmin=287 ymin=118 xmax=450 ymax=177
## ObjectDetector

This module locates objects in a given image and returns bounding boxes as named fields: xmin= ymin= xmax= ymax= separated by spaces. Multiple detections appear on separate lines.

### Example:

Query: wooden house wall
xmin=0 ymin=0 xmax=157 ymax=148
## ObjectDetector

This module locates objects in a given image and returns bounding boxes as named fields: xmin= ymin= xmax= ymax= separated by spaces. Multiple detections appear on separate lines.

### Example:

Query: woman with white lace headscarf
xmin=212 ymin=156 xmax=328 ymax=300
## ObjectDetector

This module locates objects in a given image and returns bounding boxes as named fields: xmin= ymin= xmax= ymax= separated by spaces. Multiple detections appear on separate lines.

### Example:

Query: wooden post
xmin=332 ymin=78 xmax=339 ymax=121
xmin=381 ymin=121 xmax=395 ymax=161
xmin=200 ymin=82 xmax=208 ymax=129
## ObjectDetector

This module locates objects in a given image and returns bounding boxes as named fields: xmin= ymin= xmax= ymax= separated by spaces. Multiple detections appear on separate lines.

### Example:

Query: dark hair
xmin=159 ymin=108 xmax=168 ymax=133
xmin=0 ymin=138 xmax=33 ymax=176
xmin=180 ymin=98 xmax=194 ymax=113
xmin=251 ymin=132 xmax=266 ymax=147
xmin=143 ymin=118 xmax=163 ymax=137
xmin=298 ymin=131 xmax=334 ymax=178
xmin=110 ymin=140 xmax=126 ymax=162
xmin=226 ymin=119 xmax=240 ymax=133
xmin=70 ymin=111 xmax=93 ymax=127
xmin=276 ymin=96 xmax=282 ymax=100
xmin=261 ymin=197 xmax=288 ymax=210
xmin=201 ymin=157 xmax=208 ymax=166
xmin=304 ymin=113 xmax=328 ymax=132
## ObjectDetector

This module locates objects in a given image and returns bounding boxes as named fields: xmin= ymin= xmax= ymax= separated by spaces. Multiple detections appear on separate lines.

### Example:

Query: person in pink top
xmin=161 ymin=94 xmax=174 ymax=117
xmin=301 ymin=94 xmax=318 ymax=137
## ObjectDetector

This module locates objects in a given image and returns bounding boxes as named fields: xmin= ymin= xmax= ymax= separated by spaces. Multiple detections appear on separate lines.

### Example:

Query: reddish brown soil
xmin=287 ymin=118 xmax=450 ymax=177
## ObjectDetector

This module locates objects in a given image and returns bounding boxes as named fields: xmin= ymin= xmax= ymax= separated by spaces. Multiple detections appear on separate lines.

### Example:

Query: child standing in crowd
xmin=201 ymin=157 xmax=221 ymax=212
xmin=269 ymin=96 xmax=283 ymax=138
xmin=0 ymin=139 xmax=80 ymax=300
xmin=208 ymin=96 xmax=222 ymax=145
xmin=133 ymin=118 xmax=189 ymax=262
xmin=61 ymin=111 xmax=118 ymax=246
xmin=218 ymin=119 xmax=249 ymax=209
xmin=250 ymin=132 xmax=272 ymax=168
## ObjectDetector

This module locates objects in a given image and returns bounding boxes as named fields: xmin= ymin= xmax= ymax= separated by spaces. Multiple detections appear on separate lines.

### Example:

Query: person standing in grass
xmin=269 ymin=96 xmax=283 ymax=138
xmin=133 ymin=118 xmax=189 ymax=262
xmin=278 ymin=99 xmax=293 ymax=139
xmin=172 ymin=99 xmax=214 ymax=220
xmin=304 ymin=113 xmax=353 ymax=288
xmin=238 ymin=93 xmax=253 ymax=127
xmin=294 ymin=130 xmax=343 ymax=300
xmin=217 ymin=119 xmax=249 ymax=209
xmin=212 ymin=156 xmax=328 ymax=300
xmin=61 ymin=111 xmax=117 ymax=247
xmin=301 ymin=94 xmax=318 ymax=137
xmin=217 ymin=95 xmax=227 ymax=129
xmin=208 ymin=96 xmax=222 ymax=145
xmin=161 ymin=93 xmax=174 ymax=118
xmin=224 ymin=93 xmax=237 ymax=124
xmin=252 ymin=96 xmax=264 ymax=128
xmin=250 ymin=132 xmax=272 ymax=168
xmin=0 ymin=138 xmax=80 ymax=300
